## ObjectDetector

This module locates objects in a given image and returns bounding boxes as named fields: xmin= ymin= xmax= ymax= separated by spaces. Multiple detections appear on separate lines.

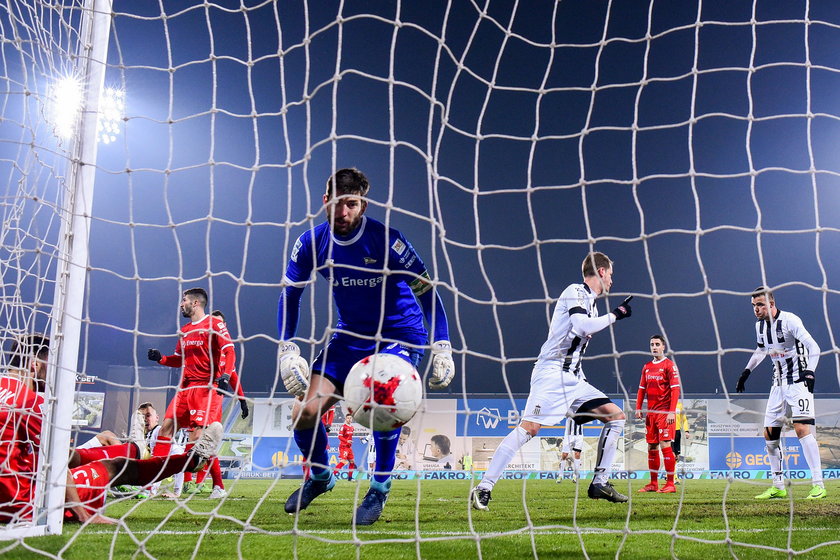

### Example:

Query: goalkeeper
xmin=277 ymin=167 xmax=455 ymax=526
xmin=735 ymin=286 xmax=826 ymax=500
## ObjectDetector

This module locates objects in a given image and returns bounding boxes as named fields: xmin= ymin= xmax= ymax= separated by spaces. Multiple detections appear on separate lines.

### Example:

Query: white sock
xmin=593 ymin=419 xmax=625 ymax=485
xmin=478 ymin=426 xmax=532 ymax=491
xmin=766 ymin=439 xmax=785 ymax=488
xmin=799 ymin=433 xmax=823 ymax=485
xmin=573 ymin=457 xmax=581 ymax=475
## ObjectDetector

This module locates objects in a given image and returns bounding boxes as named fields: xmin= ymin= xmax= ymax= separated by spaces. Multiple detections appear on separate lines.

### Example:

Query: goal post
xmin=0 ymin=0 xmax=113 ymax=538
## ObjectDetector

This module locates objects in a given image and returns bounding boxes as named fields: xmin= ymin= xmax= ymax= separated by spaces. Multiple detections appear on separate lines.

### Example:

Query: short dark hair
xmin=431 ymin=434 xmax=451 ymax=455
xmin=211 ymin=309 xmax=225 ymax=321
xmin=401 ymin=426 xmax=411 ymax=436
xmin=751 ymin=285 xmax=774 ymax=303
xmin=7 ymin=333 xmax=49 ymax=370
xmin=325 ymin=168 xmax=371 ymax=199
xmin=650 ymin=334 xmax=666 ymax=349
xmin=183 ymin=287 xmax=208 ymax=307
xmin=137 ymin=402 xmax=156 ymax=411
xmin=581 ymin=252 xmax=612 ymax=278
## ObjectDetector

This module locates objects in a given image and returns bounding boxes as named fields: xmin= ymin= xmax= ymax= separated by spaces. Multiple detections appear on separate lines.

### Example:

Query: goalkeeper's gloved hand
xmin=239 ymin=399 xmax=249 ymax=419
xmin=147 ymin=349 xmax=162 ymax=363
xmin=611 ymin=296 xmax=633 ymax=321
xmin=216 ymin=374 xmax=231 ymax=395
xmin=735 ymin=369 xmax=751 ymax=393
xmin=279 ymin=341 xmax=310 ymax=398
xmin=797 ymin=370 xmax=815 ymax=393
xmin=429 ymin=340 xmax=455 ymax=390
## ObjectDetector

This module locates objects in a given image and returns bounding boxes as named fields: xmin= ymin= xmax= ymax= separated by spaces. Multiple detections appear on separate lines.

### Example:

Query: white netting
xmin=2 ymin=0 xmax=840 ymax=556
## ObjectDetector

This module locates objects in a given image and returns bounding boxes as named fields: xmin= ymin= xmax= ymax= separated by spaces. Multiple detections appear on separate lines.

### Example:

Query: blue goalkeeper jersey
xmin=279 ymin=216 xmax=448 ymax=344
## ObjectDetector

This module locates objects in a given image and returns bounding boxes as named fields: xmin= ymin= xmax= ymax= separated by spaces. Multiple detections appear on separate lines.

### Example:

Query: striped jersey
xmin=750 ymin=309 xmax=820 ymax=386
xmin=536 ymin=282 xmax=597 ymax=377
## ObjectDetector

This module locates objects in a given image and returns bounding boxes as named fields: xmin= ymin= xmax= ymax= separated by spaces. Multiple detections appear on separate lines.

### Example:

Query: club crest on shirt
xmin=391 ymin=238 xmax=406 ymax=255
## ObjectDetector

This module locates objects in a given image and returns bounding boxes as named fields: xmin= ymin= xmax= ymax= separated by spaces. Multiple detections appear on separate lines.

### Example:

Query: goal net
xmin=2 ymin=0 xmax=839 ymax=557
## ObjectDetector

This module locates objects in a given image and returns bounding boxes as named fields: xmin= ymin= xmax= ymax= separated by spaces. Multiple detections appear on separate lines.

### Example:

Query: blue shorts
xmin=312 ymin=333 xmax=424 ymax=394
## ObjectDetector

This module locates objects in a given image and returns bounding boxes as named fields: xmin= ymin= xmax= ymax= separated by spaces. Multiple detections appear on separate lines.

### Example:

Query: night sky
xmin=76 ymin=1 xmax=840 ymax=400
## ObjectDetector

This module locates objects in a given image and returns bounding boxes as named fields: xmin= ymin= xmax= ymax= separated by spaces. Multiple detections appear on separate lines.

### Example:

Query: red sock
xmin=195 ymin=461 xmax=210 ymax=484
xmin=184 ymin=471 xmax=193 ymax=483
xmin=153 ymin=436 xmax=172 ymax=458
xmin=648 ymin=449 xmax=661 ymax=484
xmin=663 ymin=447 xmax=676 ymax=484
xmin=75 ymin=443 xmax=138 ymax=465
xmin=132 ymin=453 xmax=197 ymax=486
xmin=210 ymin=457 xmax=223 ymax=488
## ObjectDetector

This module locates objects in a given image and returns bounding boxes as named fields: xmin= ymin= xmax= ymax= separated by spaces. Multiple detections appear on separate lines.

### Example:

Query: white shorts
xmin=561 ymin=434 xmax=584 ymax=454
xmin=764 ymin=382 xmax=815 ymax=427
xmin=522 ymin=364 xmax=609 ymax=427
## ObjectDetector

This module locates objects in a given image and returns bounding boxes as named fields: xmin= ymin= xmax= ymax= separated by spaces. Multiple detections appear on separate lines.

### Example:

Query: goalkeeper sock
xmin=662 ymin=446 xmax=676 ymax=484
xmin=372 ymin=428 xmax=401 ymax=484
xmin=799 ymin=433 xmax=823 ymax=485
xmin=648 ymin=449 xmax=661 ymax=484
xmin=765 ymin=438 xmax=785 ymax=488
xmin=153 ymin=436 xmax=172 ymax=458
xmin=593 ymin=419 xmax=625 ymax=485
xmin=478 ymin=426 xmax=532 ymax=491
xmin=293 ymin=423 xmax=330 ymax=477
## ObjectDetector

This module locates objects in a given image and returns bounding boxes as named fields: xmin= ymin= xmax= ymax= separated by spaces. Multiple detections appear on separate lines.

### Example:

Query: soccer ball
xmin=343 ymin=353 xmax=423 ymax=432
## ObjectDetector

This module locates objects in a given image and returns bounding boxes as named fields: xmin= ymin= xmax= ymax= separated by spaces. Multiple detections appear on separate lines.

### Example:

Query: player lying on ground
xmin=65 ymin=422 xmax=223 ymax=523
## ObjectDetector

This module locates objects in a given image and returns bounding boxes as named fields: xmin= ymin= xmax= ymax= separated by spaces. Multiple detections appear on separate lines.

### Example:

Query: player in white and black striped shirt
xmin=735 ymin=286 xmax=826 ymax=500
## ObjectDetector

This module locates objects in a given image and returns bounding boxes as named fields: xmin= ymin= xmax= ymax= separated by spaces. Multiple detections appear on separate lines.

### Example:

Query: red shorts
xmin=0 ymin=470 xmax=34 ymax=522
xmin=164 ymin=385 xmax=223 ymax=429
xmin=338 ymin=446 xmax=353 ymax=460
xmin=645 ymin=412 xmax=675 ymax=444
xmin=64 ymin=461 xmax=111 ymax=521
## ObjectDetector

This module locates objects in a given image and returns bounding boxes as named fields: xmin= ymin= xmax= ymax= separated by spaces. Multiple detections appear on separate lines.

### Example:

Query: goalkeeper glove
xmin=429 ymin=341 xmax=455 ymax=389
xmin=216 ymin=374 xmax=231 ymax=395
xmin=239 ymin=399 xmax=249 ymax=419
xmin=796 ymin=370 xmax=815 ymax=393
xmin=279 ymin=341 xmax=310 ymax=398
xmin=611 ymin=296 xmax=633 ymax=321
xmin=147 ymin=349 xmax=162 ymax=363
xmin=735 ymin=369 xmax=750 ymax=393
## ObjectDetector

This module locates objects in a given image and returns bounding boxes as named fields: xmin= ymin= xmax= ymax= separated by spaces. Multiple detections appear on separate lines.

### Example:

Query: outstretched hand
xmin=612 ymin=296 xmax=633 ymax=321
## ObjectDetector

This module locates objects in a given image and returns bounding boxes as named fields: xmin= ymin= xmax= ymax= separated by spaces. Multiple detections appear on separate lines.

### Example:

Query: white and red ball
xmin=343 ymin=353 xmax=422 ymax=432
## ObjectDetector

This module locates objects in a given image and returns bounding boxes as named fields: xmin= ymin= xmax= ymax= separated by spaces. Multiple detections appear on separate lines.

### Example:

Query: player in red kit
xmin=0 ymin=333 xmax=224 ymax=525
xmin=147 ymin=288 xmax=235 ymax=463
xmin=0 ymin=333 xmax=49 ymax=522
xmin=635 ymin=334 xmax=681 ymax=493
xmin=189 ymin=309 xmax=250 ymax=498
xmin=333 ymin=415 xmax=356 ymax=481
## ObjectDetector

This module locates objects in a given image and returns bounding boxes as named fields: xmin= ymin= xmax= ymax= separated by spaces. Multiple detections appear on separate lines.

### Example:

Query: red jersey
xmin=160 ymin=315 xmax=235 ymax=387
xmin=0 ymin=375 xmax=44 ymax=508
xmin=338 ymin=422 xmax=354 ymax=450
xmin=636 ymin=358 xmax=680 ymax=413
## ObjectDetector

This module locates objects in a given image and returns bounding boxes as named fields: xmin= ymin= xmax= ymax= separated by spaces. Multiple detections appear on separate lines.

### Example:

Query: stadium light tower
xmin=50 ymin=77 xmax=124 ymax=144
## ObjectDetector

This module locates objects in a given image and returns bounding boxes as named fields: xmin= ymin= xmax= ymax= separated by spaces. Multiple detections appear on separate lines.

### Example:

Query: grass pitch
xmin=3 ymin=478 xmax=840 ymax=559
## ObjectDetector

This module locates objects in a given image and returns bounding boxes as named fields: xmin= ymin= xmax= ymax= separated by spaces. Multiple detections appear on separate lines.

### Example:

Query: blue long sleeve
xmin=417 ymin=287 xmax=450 ymax=342
xmin=277 ymin=284 xmax=305 ymax=340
